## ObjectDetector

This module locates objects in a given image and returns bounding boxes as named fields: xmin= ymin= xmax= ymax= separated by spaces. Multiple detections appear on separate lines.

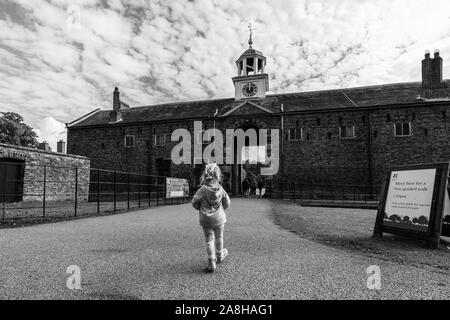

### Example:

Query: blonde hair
xmin=200 ymin=163 xmax=221 ymax=185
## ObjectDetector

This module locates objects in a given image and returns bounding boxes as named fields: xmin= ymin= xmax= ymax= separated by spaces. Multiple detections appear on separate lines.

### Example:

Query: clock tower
xmin=232 ymin=25 xmax=269 ymax=101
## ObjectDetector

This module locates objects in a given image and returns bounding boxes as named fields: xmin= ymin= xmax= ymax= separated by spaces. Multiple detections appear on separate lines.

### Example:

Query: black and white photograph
xmin=0 ymin=0 xmax=449 ymax=311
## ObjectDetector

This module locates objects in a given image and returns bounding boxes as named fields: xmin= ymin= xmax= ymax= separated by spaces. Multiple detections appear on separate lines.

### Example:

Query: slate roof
xmin=68 ymin=80 xmax=450 ymax=128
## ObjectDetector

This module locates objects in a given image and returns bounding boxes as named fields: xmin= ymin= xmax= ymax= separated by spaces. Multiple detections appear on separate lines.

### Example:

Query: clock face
xmin=242 ymin=82 xmax=258 ymax=97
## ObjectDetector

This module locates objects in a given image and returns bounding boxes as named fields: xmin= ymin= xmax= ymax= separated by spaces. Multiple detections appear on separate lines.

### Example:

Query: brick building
xmin=67 ymin=42 xmax=450 ymax=195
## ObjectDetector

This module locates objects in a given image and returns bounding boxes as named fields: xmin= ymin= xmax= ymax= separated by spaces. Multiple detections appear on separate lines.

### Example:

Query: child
xmin=192 ymin=163 xmax=231 ymax=272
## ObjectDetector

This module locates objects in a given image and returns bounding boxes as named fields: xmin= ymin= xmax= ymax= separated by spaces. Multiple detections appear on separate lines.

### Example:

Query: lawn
xmin=270 ymin=199 xmax=450 ymax=273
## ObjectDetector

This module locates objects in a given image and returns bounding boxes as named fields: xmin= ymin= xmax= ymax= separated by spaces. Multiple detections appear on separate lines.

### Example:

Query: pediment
xmin=221 ymin=100 xmax=272 ymax=117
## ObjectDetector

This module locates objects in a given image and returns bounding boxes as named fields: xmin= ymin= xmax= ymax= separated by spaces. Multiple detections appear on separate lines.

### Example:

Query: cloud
xmin=0 ymin=0 xmax=450 ymax=140
xmin=33 ymin=116 xmax=66 ymax=151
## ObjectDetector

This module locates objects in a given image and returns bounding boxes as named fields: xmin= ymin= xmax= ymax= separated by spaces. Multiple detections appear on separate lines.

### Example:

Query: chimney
xmin=112 ymin=87 xmax=123 ymax=122
xmin=57 ymin=140 xmax=66 ymax=154
xmin=431 ymin=49 xmax=443 ymax=85
xmin=113 ymin=87 xmax=120 ymax=111
xmin=421 ymin=49 xmax=447 ymax=99
xmin=38 ymin=141 xmax=52 ymax=152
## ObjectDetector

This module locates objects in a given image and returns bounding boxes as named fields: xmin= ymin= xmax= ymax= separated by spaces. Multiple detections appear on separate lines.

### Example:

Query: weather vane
xmin=248 ymin=22 xmax=254 ymax=48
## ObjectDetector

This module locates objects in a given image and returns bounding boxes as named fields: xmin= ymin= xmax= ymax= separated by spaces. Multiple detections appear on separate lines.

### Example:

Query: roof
xmin=0 ymin=143 xmax=89 ymax=160
xmin=68 ymin=80 xmax=450 ymax=128
xmin=238 ymin=48 xmax=266 ymax=60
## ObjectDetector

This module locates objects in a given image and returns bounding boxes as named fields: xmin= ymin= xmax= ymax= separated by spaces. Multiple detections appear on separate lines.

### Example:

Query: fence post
xmin=42 ymin=164 xmax=46 ymax=222
xmin=97 ymin=169 xmax=100 ymax=215
xmin=269 ymin=180 xmax=272 ymax=198
xmin=127 ymin=173 xmax=130 ymax=211
xmin=113 ymin=171 xmax=117 ymax=212
xmin=292 ymin=183 xmax=295 ymax=200
xmin=280 ymin=181 xmax=284 ymax=199
xmin=138 ymin=174 xmax=141 ymax=208
xmin=156 ymin=177 xmax=159 ymax=206
xmin=163 ymin=177 xmax=167 ymax=206
xmin=148 ymin=176 xmax=151 ymax=207
xmin=74 ymin=167 xmax=78 ymax=217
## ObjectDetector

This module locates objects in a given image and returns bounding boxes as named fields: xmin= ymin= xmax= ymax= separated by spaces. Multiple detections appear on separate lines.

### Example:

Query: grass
xmin=270 ymin=199 xmax=450 ymax=273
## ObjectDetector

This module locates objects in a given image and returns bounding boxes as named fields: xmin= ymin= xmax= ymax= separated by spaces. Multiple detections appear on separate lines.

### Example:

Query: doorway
xmin=0 ymin=158 xmax=25 ymax=203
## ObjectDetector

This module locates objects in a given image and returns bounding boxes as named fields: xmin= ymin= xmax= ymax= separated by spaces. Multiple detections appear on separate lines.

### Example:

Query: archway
xmin=226 ymin=117 xmax=270 ymax=196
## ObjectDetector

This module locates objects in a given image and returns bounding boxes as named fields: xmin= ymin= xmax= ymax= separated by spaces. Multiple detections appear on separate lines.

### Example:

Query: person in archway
xmin=249 ymin=177 xmax=256 ymax=197
xmin=258 ymin=179 xmax=264 ymax=198
xmin=242 ymin=179 xmax=249 ymax=197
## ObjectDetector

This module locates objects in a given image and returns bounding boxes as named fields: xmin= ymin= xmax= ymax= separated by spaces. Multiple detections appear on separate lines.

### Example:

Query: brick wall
xmin=67 ymin=103 xmax=450 ymax=193
xmin=0 ymin=143 xmax=90 ymax=202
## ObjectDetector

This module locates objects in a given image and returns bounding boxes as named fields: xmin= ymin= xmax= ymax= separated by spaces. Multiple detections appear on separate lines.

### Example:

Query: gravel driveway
xmin=0 ymin=199 xmax=448 ymax=299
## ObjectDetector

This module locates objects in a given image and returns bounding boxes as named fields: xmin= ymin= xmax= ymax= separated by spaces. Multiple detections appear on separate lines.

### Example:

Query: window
xmin=339 ymin=126 xmax=355 ymax=139
xmin=394 ymin=122 xmax=411 ymax=137
xmin=154 ymin=134 xmax=166 ymax=146
xmin=124 ymin=135 xmax=135 ymax=147
xmin=288 ymin=128 xmax=302 ymax=141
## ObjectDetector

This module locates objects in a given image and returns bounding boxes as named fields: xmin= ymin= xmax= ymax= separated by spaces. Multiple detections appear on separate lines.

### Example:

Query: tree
xmin=0 ymin=112 xmax=38 ymax=148
xmin=402 ymin=216 xmax=411 ymax=224
xmin=388 ymin=214 xmax=401 ymax=222
xmin=417 ymin=215 xmax=429 ymax=226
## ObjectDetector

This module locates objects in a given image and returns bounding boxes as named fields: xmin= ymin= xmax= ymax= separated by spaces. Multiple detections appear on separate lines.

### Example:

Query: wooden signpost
xmin=373 ymin=162 xmax=450 ymax=248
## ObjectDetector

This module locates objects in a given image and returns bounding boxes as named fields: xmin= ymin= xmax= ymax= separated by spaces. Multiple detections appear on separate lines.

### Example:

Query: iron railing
xmin=0 ymin=161 xmax=193 ymax=223
xmin=274 ymin=182 xmax=381 ymax=204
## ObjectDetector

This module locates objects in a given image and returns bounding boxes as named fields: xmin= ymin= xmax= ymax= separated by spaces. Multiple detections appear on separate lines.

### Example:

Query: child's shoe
xmin=206 ymin=258 xmax=216 ymax=272
xmin=216 ymin=248 xmax=228 ymax=264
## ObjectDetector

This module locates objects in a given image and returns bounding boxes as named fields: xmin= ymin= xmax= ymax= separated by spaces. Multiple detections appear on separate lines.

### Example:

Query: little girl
xmin=192 ymin=163 xmax=231 ymax=272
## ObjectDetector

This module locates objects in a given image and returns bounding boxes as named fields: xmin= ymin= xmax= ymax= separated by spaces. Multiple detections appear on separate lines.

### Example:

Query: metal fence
xmin=275 ymin=182 xmax=382 ymax=204
xmin=0 ymin=161 xmax=193 ymax=224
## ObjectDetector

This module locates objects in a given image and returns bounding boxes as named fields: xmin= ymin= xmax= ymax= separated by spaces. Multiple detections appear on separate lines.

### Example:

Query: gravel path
xmin=0 ymin=199 xmax=448 ymax=299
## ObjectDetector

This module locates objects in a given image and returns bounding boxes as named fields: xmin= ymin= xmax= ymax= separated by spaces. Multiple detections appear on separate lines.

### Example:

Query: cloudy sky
xmin=1 ymin=0 xmax=450 ymax=150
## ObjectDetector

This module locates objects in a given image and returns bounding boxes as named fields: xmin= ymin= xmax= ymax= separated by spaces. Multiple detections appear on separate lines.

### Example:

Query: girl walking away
xmin=192 ymin=163 xmax=231 ymax=272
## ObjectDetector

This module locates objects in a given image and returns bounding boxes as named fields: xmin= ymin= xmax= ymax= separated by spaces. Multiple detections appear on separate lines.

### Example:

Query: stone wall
xmin=0 ymin=143 xmax=90 ymax=202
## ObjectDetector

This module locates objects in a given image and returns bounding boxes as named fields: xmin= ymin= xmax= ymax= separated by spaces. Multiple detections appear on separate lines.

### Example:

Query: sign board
xmin=166 ymin=178 xmax=189 ymax=199
xmin=374 ymin=162 xmax=450 ymax=248
xmin=442 ymin=178 xmax=450 ymax=237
